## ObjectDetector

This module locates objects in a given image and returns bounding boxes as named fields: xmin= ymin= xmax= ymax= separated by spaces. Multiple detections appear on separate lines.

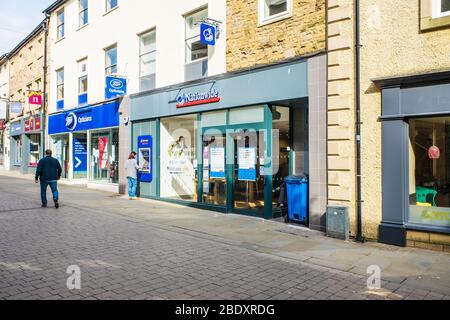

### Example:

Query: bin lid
xmin=285 ymin=175 xmax=308 ymax=183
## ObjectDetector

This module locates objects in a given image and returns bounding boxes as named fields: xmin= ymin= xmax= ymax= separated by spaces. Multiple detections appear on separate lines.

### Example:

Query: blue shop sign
xmin=105 ymin=76 xmax=127 ymax=100
xmin=200 ymin=23 xmax=216 ymax=46
xmin=73 ymin=138 xmax=88 ymax=172
xmin=10 ymin=121 xmax=23 ymax=136
xmin=138 ymin=135 xmax=153 ymax=183
xmin=48 ymin=101 xmax=120 ymax=135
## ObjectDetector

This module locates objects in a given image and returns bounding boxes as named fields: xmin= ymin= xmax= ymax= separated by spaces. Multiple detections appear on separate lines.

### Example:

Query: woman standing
xmin=125 ymin=151 xmax=140 ymax=200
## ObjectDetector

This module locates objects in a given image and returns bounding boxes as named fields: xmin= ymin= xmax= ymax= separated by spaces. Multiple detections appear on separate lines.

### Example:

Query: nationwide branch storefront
xmin=129 ymin=55 xmax=328 ymax=227
xmin=375 ymin=70 xmax=450 ymax=246
xmin=48 ymin=99 xmax=120 ymax=191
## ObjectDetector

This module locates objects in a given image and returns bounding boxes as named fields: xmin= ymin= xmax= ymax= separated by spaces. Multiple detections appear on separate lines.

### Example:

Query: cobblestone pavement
xmin=0 ymin=175 xmax=449 ymax=300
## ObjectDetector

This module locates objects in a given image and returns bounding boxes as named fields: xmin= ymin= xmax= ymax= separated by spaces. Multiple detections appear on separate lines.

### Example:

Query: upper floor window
xmin=56 ymin=68 xmax=64 ymax=101
xmin=259 ymin=0 xmax=292 ymax=25
xmin=433 ymin=0 xmax=450 ymax=18
xmin=78 ymin=59 xmax=88 ymax=94
xmin=79 ymin=0 xmax=88 ymax=27
xmin=57 ymin=9 xmax=65 ymax=40
xmin=139 ymin=30 xmax=156 ymax=92
xmin=105 ymin=45 xmax=117 ymax=75
xmin=106 ymin=0 xmax=118 ymax=12
xmin=185 ymin=8 xmax=208 ymax=81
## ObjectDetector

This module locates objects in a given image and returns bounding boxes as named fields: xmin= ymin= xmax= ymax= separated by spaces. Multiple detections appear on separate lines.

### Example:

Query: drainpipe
xmin=41 ymin=14 xmax=49 ymax=158
xmin=355 ymin=0 xmax=364 ymax=242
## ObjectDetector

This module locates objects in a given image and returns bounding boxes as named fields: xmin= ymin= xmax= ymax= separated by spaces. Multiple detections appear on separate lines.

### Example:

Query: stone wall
xmin=226 ymin=0 xmax=326 ymax=71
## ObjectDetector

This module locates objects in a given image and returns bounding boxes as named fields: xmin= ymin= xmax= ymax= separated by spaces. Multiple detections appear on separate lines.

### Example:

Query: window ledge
xmin=185 ymin=57 xmax=208 ymax=66
xmin=77 ymin=23 xmax=89 ymax=32
xmin=55 ymin=37 xmax=65 ymax=44
xmin=258 ymin=11 xmax=292 ymax=27
xmin=103 ymin=6 xmax=119 ymax=17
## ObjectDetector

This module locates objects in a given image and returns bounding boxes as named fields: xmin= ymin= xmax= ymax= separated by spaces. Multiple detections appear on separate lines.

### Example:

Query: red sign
xmin=28 ymin=92 xmax=42 ymax=105
xmin=0 ymin=119 xmax=5 ymax=130
xmin=428 ymin=146 xmax=441 ymax=159
xmin=24 ymin=116 xmax=41 ymax=132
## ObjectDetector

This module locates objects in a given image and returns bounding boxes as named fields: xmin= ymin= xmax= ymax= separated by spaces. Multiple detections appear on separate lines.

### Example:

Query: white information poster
xmin=210 ymin=147 xmax=225 ymax=178
xmin=239 ymin=147 xmax=256 ymax=169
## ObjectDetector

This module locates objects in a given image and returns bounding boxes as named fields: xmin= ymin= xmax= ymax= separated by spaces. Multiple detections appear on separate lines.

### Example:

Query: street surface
xmin=0 ymin=174 xmax=449 ymax=300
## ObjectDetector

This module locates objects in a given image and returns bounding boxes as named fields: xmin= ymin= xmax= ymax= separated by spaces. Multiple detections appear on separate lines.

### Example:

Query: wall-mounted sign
xmin=48 ymin=101 xmax=120 ymax=135
xmin=138 ymin=135 xmax=153 ymax=183
xmin=10 ymin=101 xmax=23 ymax=114
xmin=0 ymin=120 xmax=5 ymax=130
xmin=24 ymin=116 xmax=41 ymax=132
xmin=200 ymin=23 xmax=216 ymax=46
xmin=176 ymin=89 xmax=220 ymax=108
xmin=10 ymin=121 xmax=22 ymax=136
xmin=28 ymin=91 xmax=42 ymax=105
xmin=73 ymin=138 xmax=88 ymax=173
xmin=105 ymin=75 xmax=127 ymax=100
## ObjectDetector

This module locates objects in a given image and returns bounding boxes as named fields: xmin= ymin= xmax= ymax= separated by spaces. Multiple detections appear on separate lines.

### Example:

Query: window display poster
xmin=210 ymin=147 xmax=225 ymax=178
xmin=73 ymin=138 xmax=87 ymax=172
xmin=238 ymin=147 xmax=257 ymax=181
xmin=138 ymin=135 xmax=153 ymax=182
xmin=98 ymin=136 xmax=109 ymax=169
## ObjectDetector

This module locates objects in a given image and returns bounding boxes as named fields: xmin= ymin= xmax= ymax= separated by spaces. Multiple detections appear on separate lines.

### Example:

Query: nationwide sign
xmin=200 ymin=23 xmax=216 ymax=46
xmin=176 ymin=89 xmax=220 ymax=108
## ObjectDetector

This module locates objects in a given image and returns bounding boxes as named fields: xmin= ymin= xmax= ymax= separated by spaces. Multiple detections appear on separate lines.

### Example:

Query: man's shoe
xmin=54 ymin=201 xmax=59 ymax=209
xmin=42 ymin=204 xmax=47 ymax=208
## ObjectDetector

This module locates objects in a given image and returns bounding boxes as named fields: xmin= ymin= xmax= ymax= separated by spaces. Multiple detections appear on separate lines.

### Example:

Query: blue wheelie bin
xmin=285 ymin=175 xmax=308 ymax=224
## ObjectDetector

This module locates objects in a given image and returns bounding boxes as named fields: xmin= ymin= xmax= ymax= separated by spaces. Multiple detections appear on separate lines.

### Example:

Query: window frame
xmin=104 ymin=45 xmax=118 ymax=75
xmin=56 ymin=68 xmax=64 ymax=101
xmin=258 ymin=0 xmax=292 ymax=26
xmin=432 ymin=0 xmax=450 ymax=18
xmin=79 ymin=0 xmax=89 ymax=27
xmin=139 ymin=29 xmax=157 ymax=91
xmin=106 ymin=0 xmax=118 ymax=13
xmin=78 ymin=59 xmax=88 ymax=94
xmin=56 ymin=9 xmax=65 ymax=40
xmin=184 ymin=7 xmax=209 ymax=64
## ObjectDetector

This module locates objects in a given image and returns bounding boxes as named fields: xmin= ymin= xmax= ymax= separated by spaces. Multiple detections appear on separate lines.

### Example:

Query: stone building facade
xmin=327 ymin=0 xmax=450 ymax=250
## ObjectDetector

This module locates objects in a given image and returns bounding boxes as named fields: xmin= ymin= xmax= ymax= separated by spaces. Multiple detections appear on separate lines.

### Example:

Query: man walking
xmin=35 ymin=149 xmax=63 ymax=208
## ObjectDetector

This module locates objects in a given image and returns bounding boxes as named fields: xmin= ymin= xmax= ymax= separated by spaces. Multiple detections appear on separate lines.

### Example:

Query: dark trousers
xmin=40 ymin=181 xmax=59 ymax=205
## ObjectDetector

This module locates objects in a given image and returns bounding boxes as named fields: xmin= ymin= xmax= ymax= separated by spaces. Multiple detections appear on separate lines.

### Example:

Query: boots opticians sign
xmin=176 ymin=89 xmax=220 ymax=108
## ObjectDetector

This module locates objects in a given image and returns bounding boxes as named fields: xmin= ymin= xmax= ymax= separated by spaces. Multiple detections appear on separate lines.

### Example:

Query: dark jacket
xmin=35 ymin=156 xmax=63 ymax=182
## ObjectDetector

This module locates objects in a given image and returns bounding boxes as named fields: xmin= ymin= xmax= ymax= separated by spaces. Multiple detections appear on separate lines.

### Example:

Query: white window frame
xmin=56 ymin=68 xmax=64 ymax=101
xmin=139 ymin=29 xmax=157 ymax=91
xmin=56 ymin=9 xmax=65 ymax=40
xmin=78 ymin=59 xmax=88 ymax=94
xmin=79 ymin=0 xmax=88 ymax=27
xmin=106 ymin=0 xmax=118 ymax=13
xmin=258 ymin=0 xmax=292 ymax=26
xmin=432 ymin=0 xmax=450 ymax=18
xmin=105 ymin=45 xmax=118 ymax=75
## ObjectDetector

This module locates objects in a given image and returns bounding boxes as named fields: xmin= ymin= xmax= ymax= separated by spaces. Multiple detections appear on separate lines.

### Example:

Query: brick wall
xmin=226 ymin=0 xmax=326 ymax=71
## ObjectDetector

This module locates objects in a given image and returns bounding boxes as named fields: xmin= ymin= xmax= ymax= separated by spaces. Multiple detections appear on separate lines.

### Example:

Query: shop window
xmin=57 ymin=9 xmax=65 ymax=40
xmin=185 ymin=8 xmax=208 ymax=81
xmin=139 ymin=30 xmax=156 ymax=92
xmin=160 ymin=114 xmax=198 ymax=202
xmin=258 ymin=0 xmax=292 ymax=25
xmin=409 ymin=117 xmax=450 ymax=228
xmin=28 ymin=134 xmax=40 ymax=167
xmin=106 ymin=0 xmax=118 ymax=12
xmin=51 ymin=135 xmax=69 ymax=179
xmin=105 ymin=45 xmax=117 ymax=75
xmin=229 ymin=106 xmax=265 ymax=125
xmin=14 ymin=137 xmax=22 ymax=165
xmin=90 ymin=129 xmax=119 ymax=184
xmin=79 ymin=0 xmax=88 ymax=27
xmin=56 ymin=68 xmax=64 ymax=109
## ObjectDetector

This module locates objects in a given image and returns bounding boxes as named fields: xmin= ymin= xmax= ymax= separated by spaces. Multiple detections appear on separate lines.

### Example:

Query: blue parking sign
xmin=200 ymin=23 xmax=216 ymax=46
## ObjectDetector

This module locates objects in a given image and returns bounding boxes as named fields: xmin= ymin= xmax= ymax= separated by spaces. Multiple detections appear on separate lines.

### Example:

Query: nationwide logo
xmin=176 ymin=89 xmax=220 ymax=108
xmin=65 ymin=112 xmax=78 ymax=131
